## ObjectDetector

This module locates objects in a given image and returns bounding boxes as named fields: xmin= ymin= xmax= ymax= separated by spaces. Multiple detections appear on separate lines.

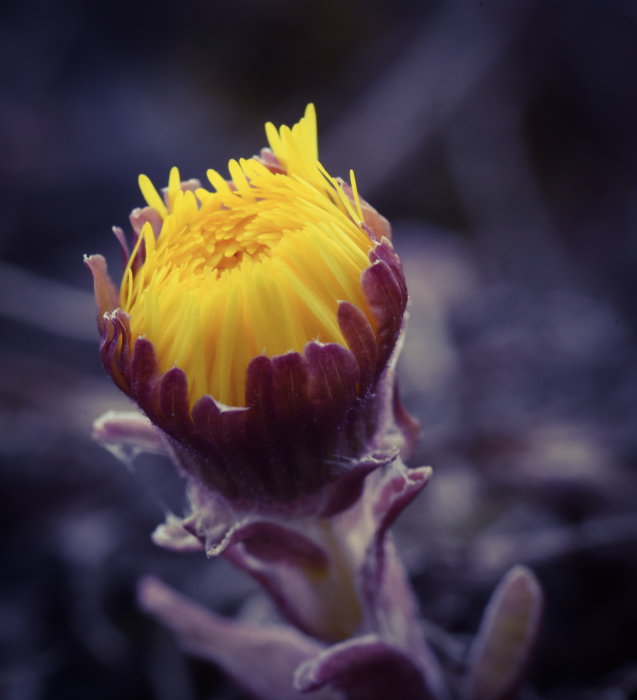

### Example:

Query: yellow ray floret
xmin=120 ymin=105 xmax=376 ymax=408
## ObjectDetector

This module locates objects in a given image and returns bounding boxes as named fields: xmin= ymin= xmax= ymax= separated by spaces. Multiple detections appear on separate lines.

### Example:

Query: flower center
xmin=120 ymin=152 xmax=376 ymax=409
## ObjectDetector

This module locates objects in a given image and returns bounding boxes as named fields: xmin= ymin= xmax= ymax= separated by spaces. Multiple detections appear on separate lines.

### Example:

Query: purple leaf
xmin=138 ymin=576 xmax=331 ymax=700
xmin=294 ymin=634 xmax=437 ymax=700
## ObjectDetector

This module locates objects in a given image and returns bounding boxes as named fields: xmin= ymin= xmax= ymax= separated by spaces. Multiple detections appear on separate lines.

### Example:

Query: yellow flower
xmin=87 ymin=104 xmax=413 ymax=514
xmin=121 ymin=105 xmax=377 ymax=408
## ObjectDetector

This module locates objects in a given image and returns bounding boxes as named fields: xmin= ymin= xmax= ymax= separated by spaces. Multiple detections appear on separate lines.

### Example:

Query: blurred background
xmin=2 ymin=0 xmax=637 ymax=697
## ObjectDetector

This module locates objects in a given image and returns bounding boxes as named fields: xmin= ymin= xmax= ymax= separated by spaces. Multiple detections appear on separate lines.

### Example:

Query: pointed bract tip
xmin=84 ymin=253 xmax=119 ymax=331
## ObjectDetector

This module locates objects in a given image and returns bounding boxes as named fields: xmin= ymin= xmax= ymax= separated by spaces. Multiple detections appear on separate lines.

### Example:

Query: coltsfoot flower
xmin=87 ymin=105 xmax=416 ymax=524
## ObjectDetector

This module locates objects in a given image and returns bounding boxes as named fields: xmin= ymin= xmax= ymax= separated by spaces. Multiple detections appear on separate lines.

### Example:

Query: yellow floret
xmin=120 ymin=105 xmax=375 ymax=408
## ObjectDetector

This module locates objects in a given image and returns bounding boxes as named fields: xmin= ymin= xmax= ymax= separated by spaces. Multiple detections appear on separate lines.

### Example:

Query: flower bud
xmin=86 ymin=105 xmax=417 ymax=519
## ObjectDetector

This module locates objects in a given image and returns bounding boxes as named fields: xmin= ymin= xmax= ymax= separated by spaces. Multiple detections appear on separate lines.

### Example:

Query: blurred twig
xmin=322 ymin=0 xmax=535 ymax=195
xmin=470 ymin=513 xmax=637 ymax=579
xmin=0 ymin=259 xmax=96 ymax=342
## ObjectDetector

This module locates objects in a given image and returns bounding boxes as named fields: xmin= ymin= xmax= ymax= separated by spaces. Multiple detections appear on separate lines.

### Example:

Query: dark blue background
xmin=2 ymin=1 xmax=637 ymax=698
